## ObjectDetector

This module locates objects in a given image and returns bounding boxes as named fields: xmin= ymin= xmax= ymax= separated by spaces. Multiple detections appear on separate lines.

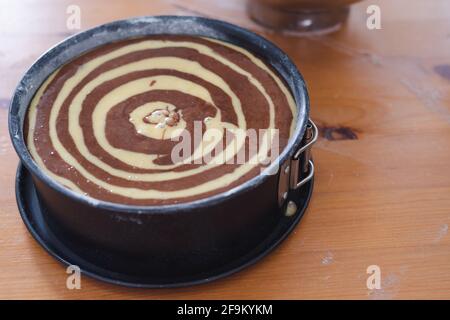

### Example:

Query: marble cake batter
xmin=26 ymin=35 xmax=297 ymax=205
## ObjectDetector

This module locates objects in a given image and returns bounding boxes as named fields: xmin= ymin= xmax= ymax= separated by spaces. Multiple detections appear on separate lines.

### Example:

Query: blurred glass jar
xmin=247 ymin=0 xmax=363 ymax=33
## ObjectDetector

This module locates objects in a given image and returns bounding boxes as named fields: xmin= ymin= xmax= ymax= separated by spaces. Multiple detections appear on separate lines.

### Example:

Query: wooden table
xmin=1 ymin=0 xmax=449 ymax=299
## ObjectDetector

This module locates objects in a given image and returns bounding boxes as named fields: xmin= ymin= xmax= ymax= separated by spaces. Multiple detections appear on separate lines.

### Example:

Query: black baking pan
xmin=9 ymin=16 xmax=317 ymax=287
xmin=16 ymin=163 xmax=313 ymax=287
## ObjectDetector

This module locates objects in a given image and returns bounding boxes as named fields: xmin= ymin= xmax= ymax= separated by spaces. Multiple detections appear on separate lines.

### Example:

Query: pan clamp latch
xmin=278 ymin=119 xmax=318 ymax=209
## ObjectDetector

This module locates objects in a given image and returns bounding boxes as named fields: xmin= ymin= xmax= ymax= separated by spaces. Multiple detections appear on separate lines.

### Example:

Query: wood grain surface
xmin=1 ymin=0 xmax=449 ymax=299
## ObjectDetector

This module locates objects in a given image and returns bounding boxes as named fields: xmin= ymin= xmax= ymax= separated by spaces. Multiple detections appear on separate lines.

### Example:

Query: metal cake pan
xmin=8 ymin=16 xmax=316 ymax=287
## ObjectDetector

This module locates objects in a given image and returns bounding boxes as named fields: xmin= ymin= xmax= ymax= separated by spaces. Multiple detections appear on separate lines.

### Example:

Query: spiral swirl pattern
xmin=26 ymin=36 xmax=296 ymax=205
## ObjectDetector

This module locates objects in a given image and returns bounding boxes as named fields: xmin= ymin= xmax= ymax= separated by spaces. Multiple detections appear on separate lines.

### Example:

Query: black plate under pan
xmin=16 ymin=163 xmax=314 ymax=288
